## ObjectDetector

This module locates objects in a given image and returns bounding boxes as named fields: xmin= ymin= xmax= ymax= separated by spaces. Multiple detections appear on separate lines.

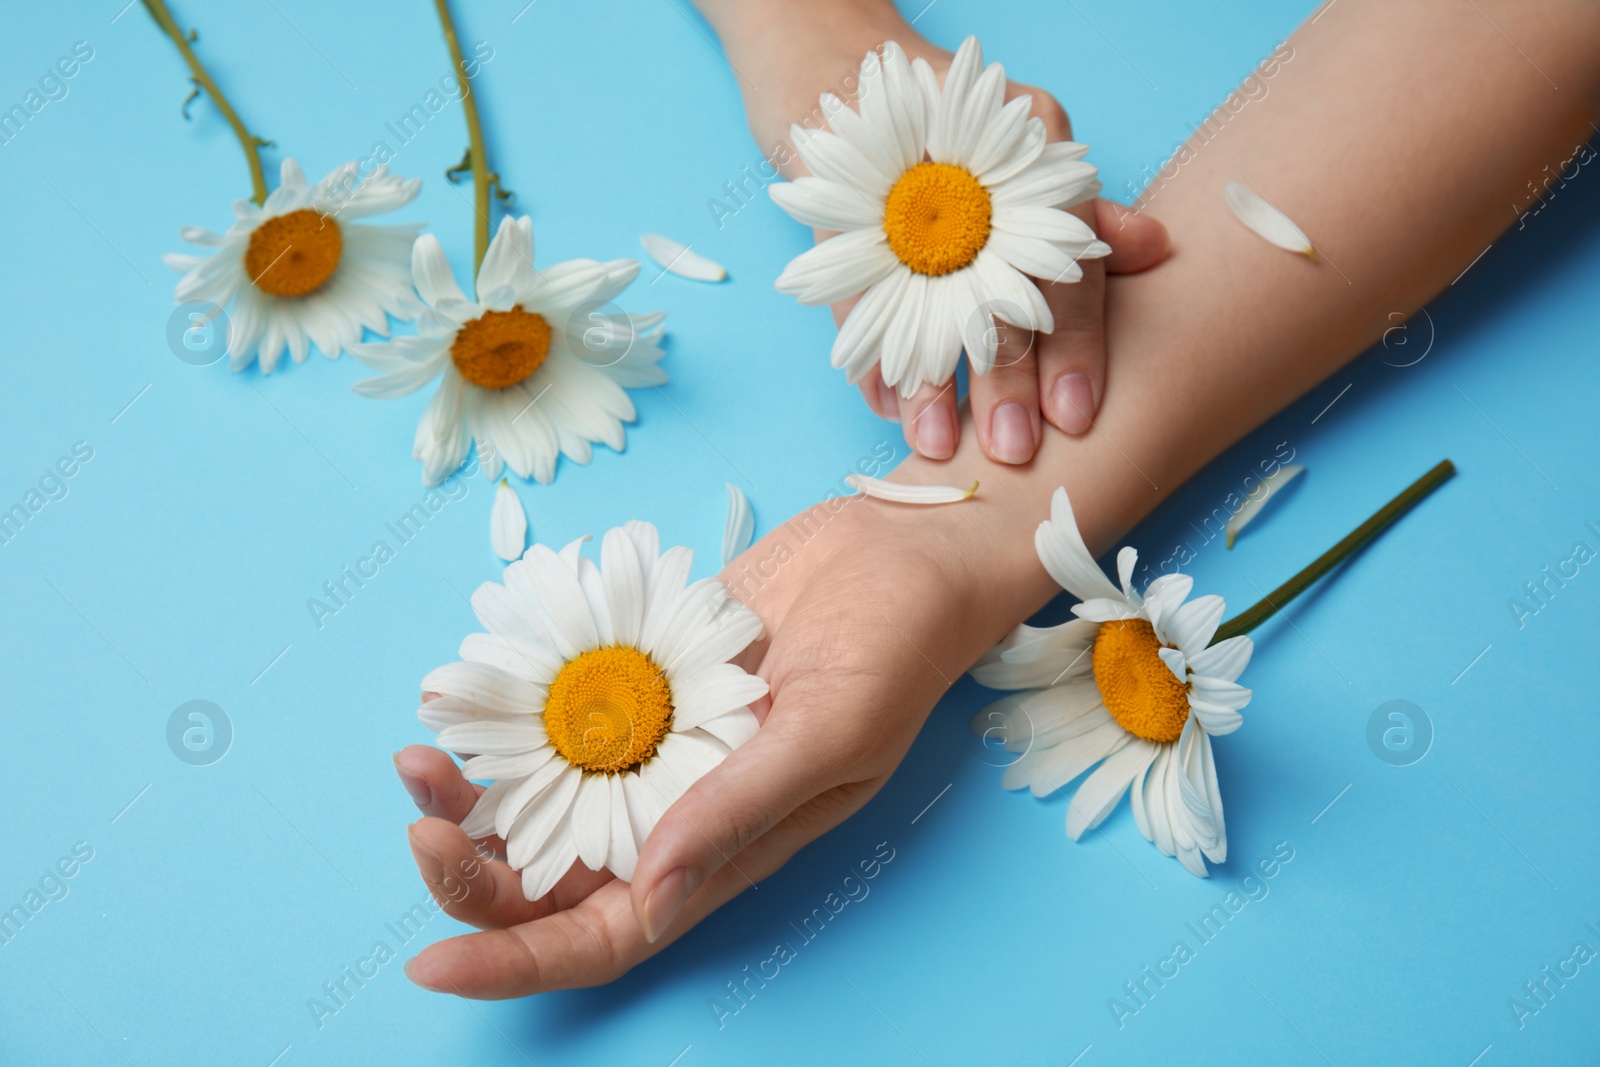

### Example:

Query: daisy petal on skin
xmin=844 ymin=473 xmax=977 ymax=504
xmin=722 ymin=484 xmax=754 ymax=565
xmin=163 ymin=156 xmax=424 ymax=372
xmin=356 ymin=216 xmax=666 ymax=487
xmin=971 ymin=484 xmax=1255 ymax=876
xmin=491 ymin=480 xmax=528 ymax=562
xmin=415 ymin=522 xmax=766 ymax=895
xmin=1225 ymin=181 xmax=1316 ymax=258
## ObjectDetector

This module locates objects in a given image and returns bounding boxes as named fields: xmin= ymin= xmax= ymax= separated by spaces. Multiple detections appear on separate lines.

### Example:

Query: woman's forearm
xmin=905 ymin=0 xmax=1600 ymax=634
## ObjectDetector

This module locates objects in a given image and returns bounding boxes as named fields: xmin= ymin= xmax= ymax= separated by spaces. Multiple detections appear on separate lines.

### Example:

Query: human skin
xmin=395 ymin=0 xmax=1600 ymax=997
xmin=697 ymin=0 xmax=1175 ymax=465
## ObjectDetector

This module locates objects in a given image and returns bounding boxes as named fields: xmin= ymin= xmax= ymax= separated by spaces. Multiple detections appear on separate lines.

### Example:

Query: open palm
xmin=395 ymin=496 xmax=1004 ymax=997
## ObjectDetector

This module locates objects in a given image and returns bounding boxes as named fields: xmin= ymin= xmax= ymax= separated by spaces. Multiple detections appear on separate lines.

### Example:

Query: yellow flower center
xmin=543 ymin=646 xmax=674 ymax=773
xmin=245 ymin=208 xmax=343 ymax=297
xmin=450 ymin=306 xmax=552 ymax=390
xmin=882 ymin=161 xmax=992 ymax=276
xmin=1092 ymin=619 xmax=1190 ymax=743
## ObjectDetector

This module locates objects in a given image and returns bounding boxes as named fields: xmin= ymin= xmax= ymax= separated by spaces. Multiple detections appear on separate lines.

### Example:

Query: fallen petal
xmin=1226 ymin=464 xmax=1304 ymax=549
xmin=491 ymin=479 xmax=528 ymax=561
xmin=845 ymin=473 xmax=977 ymax=505
xmin=722 ymin=483 xmax=754 ymax=565
xmin=1224 ymin=181 xmax=1315 ymax=258
xmin=640 ymin=233 xmax=727 ymax=282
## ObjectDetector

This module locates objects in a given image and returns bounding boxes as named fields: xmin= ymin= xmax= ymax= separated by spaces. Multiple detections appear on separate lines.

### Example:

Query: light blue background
xmin=2 ymin=1 xmax=1597 ymax=1064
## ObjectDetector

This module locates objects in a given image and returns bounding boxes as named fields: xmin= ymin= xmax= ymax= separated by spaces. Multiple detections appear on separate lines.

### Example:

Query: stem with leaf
xmin=142 ymin=0 xmax=272 ymax=206
xmin=1211 ymin=459 xmax=1456 ymax=643
xmin=434 ymin=0 xmax=510 ymax=279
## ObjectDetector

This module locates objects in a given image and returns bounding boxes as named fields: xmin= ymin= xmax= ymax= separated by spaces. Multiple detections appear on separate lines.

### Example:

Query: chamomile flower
xmin=421 ymin=521 xmax=766 ymax=895
xmin=770 ymin=36 xmax=1108 ymax=396
xmin=352 ymin=216 xmax=667 ymax=486
xmin=162 ymin=158 xmax=424 ymax=373
xmin=971 ymin=487 xmax=1253 ymax=877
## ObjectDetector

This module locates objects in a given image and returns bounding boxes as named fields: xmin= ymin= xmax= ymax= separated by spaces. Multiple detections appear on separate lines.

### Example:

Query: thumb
xmin=630 ymin=722 xmax=819 ymax=942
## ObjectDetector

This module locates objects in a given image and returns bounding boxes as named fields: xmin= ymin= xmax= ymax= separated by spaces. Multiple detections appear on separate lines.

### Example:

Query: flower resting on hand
xmin=420 ymin=521 xmax=767 ymax=897
xmin=770 ymin=37 xmax=1109 ymax=398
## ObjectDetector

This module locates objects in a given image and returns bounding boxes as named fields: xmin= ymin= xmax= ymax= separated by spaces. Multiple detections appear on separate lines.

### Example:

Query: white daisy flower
xmin=769 ymin=36 xmax=1109 ymax=396
xmin=420 ymin=521 xmax=767 ymax=896
xmin=352 ymin=216 xmax=667 ymax=486
xmin=162 ymin=157 xmax=424 ymax=374
xmin=971 ymin=487 xmax=1253 ymax=877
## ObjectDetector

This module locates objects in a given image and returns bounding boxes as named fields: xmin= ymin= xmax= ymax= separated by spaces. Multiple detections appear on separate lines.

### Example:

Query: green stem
xmin=434 ymin=0 xmax=492 ymax=278
xmin=1211 ymin=459 xmax=1456 ymax=643
xmin=142 ymin=0 xmax=271 ymax=206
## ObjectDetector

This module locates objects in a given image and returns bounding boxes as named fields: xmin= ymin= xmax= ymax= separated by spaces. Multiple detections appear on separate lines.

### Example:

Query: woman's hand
xmin=394 ymin=494 xmax=1030 ymax=997
xmin=703 ymin=0 xmax=1170 ymax=463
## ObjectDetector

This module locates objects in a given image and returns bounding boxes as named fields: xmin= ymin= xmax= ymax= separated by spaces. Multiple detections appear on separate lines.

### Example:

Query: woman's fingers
xmin=1035 ymin=200 xmax=1169 ymax=435
xmin=628 ymin=722 xmax=821 ymax=943
xmin=408 ymin=816 xmax=548 ymax=930
xmin=858 ymin=367 xmax=900 ymax=421
xmin=1034 ymin=202 xmax=1109 ymax=437
xmin=406 ymin=783 xmax=869 ymax=998
xmin=898 ymin=379 xmax=959 ymax=460
xmin=1096 ymin=198 xmax=1170 ymax=275
xmin=394 ymin=745 xmax=479 ymax=822
xmin=968 ymin=301 xmax=1043 ymax=463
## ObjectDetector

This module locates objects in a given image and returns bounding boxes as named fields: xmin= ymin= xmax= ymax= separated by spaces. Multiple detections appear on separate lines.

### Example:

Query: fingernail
xmin=1051 ymin=373 xmax=1095 ymax=435
xmin=875 ymin=378 xmax=900 ymax=421
xmin=404 ymin=956 xmax=445 ymax=992
xmin=641 ymin=867 xmax=697 ymax=943
xmin=915 ymin=402 xmax=955 ymax=460
xmin=408 ymin=822 xmax=445 ymax=882
xmin=394 ymin=753 xmax=432 ymax=810
xmin=991 ymin=401 xmax=1035 ymax=464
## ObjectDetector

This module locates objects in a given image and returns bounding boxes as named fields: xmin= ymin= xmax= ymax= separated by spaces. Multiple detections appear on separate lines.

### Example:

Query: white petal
xmin=1157 ymin=646 xmax=1188 ymax=683
xmin=490 ymin=480 xmax=528 ymax=562
xmin=1188 ymin=635 xmax=1254 ymax=684
xmin=506 ymin=767 xmax=581 ymax=869
xmin=1066 ymin=739 xmax=1157 ymax=839
xmin=695 ymin=710 xmax=759 ymax=749
xmin=460 ymin=779 xmax=513 ymax=839
xmin=435 ymin=720 xmax=545 ymax=755
xmin=493 ymin=755 xmax=571 ymax=838
xmin=520 ymin=820 xmax=577 ymax=900
xmin=640 ymin=233 xmax=727 ymax=282
xmin=1225 ymin=464 xmax=1305 ymax=549
xmin=411 ymin=233 xmax=469 ymax=307
xmin=462 ymin=746 xmax=555 ymax=780
xmin=845 ymin=473 xmax=977 ymax=504
xmin=1162 ymin=594 xmax=1226 ymax=658
xmin=1189 ymin=700 xmax=1245 ymax=737
xmin=571 ymin=773 xmax=613 ymax=871
xmin=604 ymin=775 xmax=639 ymax=880
xmin=722 ymin=483 xmax=754 ymax=565
xmin=1037 ymin=487 xmax=1122 ymax=602
xmin=770 ymin=173 xmax=887 ymax=233
xmin=1023 ymin=714 xmax=1127 ymax=797
xmin=421 ymin=661 xmax=543 ymax=716
xmin=670 ymin=664 xmax=769 ymax=732
xmin=600 ymin=526 xmax=646 ymax=648
xmin=1224 ymin=181 xmax=1314 ymax=257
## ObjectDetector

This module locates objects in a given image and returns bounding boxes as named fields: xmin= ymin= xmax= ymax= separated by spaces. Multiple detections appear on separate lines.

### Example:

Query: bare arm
xmin=926 ymin=0 xmax=1600 ymax=621
xmin=399 ymin=0 xmax=1600 ymax=997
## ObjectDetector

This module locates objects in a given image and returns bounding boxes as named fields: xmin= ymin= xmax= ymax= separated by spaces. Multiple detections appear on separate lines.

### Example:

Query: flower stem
xmin=433 ymin=0 xmax=492 ymax=277
xmin=142 ymin=0 xmax=271 ymax=206
xmin=1211 ymin=459 xmax=1456 ymax=643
